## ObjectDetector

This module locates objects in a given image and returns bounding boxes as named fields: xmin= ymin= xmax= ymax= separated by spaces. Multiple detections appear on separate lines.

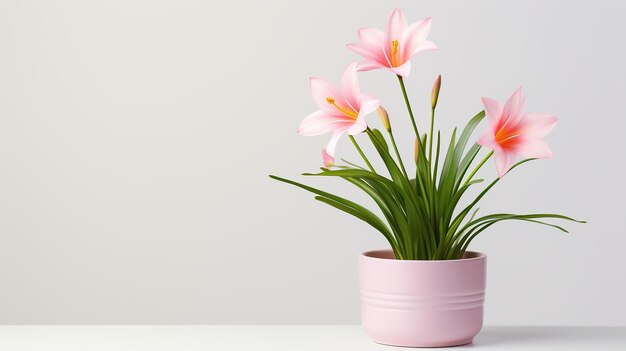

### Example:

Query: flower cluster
xmin=272 ymin=8 xmax=582 ymax=260
xmin=298 ymin=8 xmax=556 ymax=178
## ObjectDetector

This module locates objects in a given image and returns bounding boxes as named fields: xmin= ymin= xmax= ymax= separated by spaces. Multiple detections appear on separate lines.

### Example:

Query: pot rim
xmin=361 ymin=249 xmax=486 ymax=263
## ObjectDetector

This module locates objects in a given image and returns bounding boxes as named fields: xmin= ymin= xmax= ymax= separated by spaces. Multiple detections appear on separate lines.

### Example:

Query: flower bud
xmin=431 ymin=74 xmax=441 ymax=109
xmin=376 ymin=106 xmax=391 ymax=132
xmin=322 ymin=149 xmax=335 ymax=167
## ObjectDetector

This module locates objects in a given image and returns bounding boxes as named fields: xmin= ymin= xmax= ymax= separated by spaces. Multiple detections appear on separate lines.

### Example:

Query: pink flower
xmin=347 ymin=8 xmax=437 ymax=77
xmin=298 ymin=63 xmax=379 ymax=165
xmin=478 ymin=87 xmax=558 ymax=178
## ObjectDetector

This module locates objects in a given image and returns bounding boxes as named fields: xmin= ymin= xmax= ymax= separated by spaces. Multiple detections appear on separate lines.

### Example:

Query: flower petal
xmin=384 ymin=8 xmax=408 ymax=59
xmin=494 ymin=147 xmax=517 ymax=178
xmin=358 ymin=27 xmax=385 ymax=46
xmin=481 ymin=97 xmax=503 ymax=127
xmin=502 ymin=87 xmax=526 ymax=126
xmin=357 ymin=93 xmax=380 ymax=116
xmin=347 ymin=93 xmax=379 ymax=135
xmin=411 ymin=40 xmax=437 ymax=56
xmin=347 ymin=116 xmax=368 ymax=135
xmin=325 ymin=131 xmax=345 ymax=159
xmin=309 ymin=77 xmax=343 ymax=115
xmin=477 ymin=126 xmax=496 ymax=149
xmin=390 ymin=60 xmax=411 ymax=77
xmin=519 ymin=113 xmax=558 ymax=138
xmin=347 ymin=42 xmax=390 ymax=67
xmin=355 ymin=60 xmax=387 ymax=71
xmin=297 ymin=110 xmax=352 ymax=136
xmin=516 ymin=137 xmax=553 ymax=159
xmin=341 ymin=63 xmax=360 ymax=111
xmin=402 ymin=17 xmax=433 ymax=60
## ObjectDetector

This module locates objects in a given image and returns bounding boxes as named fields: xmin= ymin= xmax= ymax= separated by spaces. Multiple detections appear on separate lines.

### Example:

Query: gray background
xmin=0 ymin=0 xmax=623 ymax=325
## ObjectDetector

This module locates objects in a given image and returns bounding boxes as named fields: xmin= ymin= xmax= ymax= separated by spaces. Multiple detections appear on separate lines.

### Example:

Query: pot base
xmin=372 ymin=337 xmax=473 ymax=348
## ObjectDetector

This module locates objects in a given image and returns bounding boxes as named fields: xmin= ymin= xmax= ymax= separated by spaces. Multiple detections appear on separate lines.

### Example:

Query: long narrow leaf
xmin=269 ymin=175 xmax=394 ymax=242
xmin=314 ymin=196 xmax=402 ymax=258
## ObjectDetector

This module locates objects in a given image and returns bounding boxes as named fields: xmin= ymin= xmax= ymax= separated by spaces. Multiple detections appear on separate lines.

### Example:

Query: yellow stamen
xmin=326 ymin=97 xmax=357 ymax=119
xmin=391 ymin=40 xmax=399 ymax=67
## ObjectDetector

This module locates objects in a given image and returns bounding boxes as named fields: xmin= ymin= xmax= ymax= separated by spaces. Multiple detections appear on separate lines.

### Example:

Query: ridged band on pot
xmin=359 ymin=250 xmax=487 ymax=348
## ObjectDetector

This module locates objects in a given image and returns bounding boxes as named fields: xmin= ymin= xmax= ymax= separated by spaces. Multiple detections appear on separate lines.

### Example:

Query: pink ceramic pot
xmin=359 ymin=250 xmax=486 ymax=348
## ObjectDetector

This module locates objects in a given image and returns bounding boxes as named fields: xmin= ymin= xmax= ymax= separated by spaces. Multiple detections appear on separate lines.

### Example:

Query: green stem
xmin=397 ymin=76 xmax=420 ymax=138
xmin=463 ymin=150 xmax=494 ymax=187
xmin=349 ymin=135 xmax=375 ymax=173
xmin=387 ymin=129 xmax=408 ymax=178
xmin=428 ymin=108 xmax=435 ymax=164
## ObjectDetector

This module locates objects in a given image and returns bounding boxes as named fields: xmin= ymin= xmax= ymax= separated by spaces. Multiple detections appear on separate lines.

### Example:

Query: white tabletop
xmin=0 ymin=325 xmax=624 ymax=350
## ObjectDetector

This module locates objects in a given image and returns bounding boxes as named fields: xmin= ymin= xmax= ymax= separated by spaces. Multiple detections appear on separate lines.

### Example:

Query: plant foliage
xmin=270 ymin=78 xmax=583 ymax=260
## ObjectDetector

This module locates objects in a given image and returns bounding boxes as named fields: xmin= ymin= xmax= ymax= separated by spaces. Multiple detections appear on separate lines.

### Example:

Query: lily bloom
xmin=478 ymin=87 xmax=558 ymax=178
xmin=347 ymin=8 xmax=436 ymax=77
xmin=297 ymin=63 xmax=380 ymax=166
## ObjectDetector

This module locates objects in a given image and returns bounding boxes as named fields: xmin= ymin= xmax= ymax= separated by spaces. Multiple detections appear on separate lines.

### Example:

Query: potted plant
xmin=270 ymin=8 xmax=583 ymax=348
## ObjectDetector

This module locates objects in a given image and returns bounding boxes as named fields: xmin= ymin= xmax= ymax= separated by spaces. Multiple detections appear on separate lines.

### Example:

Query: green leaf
xmin=453 ymin=213 xmax=586 ymax=257
xmin=453 ymin=111 xmax=485 ymax=173
xmin=456 ymin=143 xmax=482 ymax=186
xmin=340 ymin=158 xmax=366 ymax=170
xmin=314 ymin=196 xmax=402 ymax=258
xmin=447 ymin=158 xmax=538 ymax=239
xmin=366 ymin=129 xmax=415 ymax=199
xmin=437 ymin=128 xmax=457 ymax=192
xmin=351 ymin=177 xmax=411 ymax=254
xmin=371 ymin=128 xmax=389 ymax=152
xmin=269 ymin=174 xmax=402 ymax=257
